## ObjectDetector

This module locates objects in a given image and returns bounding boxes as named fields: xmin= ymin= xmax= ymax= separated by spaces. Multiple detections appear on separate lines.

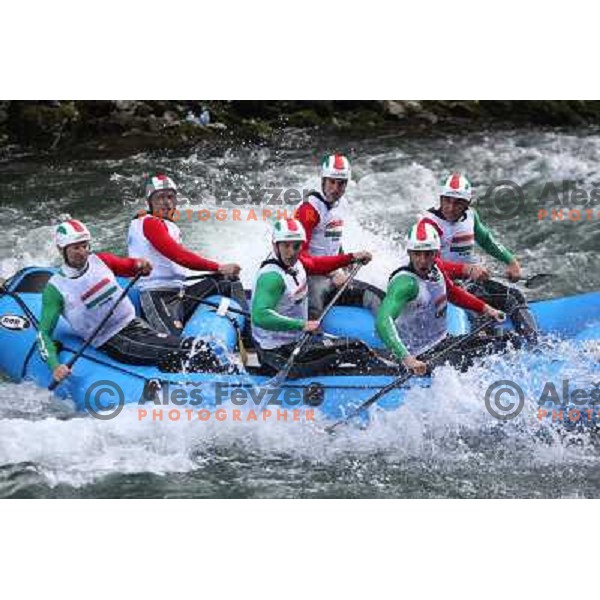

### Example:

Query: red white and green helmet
xmin=321 ymin=154 xmax=351 ymax=180
xmin=406 ymin=221 xmax=441 ymax=252
xmin=55 ymin=219 xmax=91 ymax=249
xmin=145 ymin=174 xmax=177 ymax=201
xmin=272 ymin=218 xmax=307 ymax=244
xmin=440 ymin=172 xmax=473 ymax=202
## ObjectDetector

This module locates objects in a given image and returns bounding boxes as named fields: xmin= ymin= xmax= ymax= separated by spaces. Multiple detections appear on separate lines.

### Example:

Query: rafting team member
xmin=251 ymin=218 xmax=376 ymax=376
xmin=39 ymin=220 xmax=228 ymax=383
xmin=418 ymin=172 xmax=538 ymax=339
xmin=296 ymin=154 xmax=378 ymax=318
xmin=376 ymin=222 xmax=516 ymax=376
xmin=128 ymin=174 xmax=245 ymax=335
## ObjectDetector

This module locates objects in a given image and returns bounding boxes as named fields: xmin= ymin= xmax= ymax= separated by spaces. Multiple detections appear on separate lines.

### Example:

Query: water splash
xmin=1 ymin=130 xmax=599 ymax=496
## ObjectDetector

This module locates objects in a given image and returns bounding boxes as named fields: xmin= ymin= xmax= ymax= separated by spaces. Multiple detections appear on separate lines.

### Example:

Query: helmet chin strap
xmin=321 ymin=179 xmax=347 ymax=206
xmin=61 ymin=246 xmax=90 ymax=275
xmin=273 ymin=244 xmax=298 ymax=276
xmin=440 ymin=196 xmax=470 ymax=221
xmin=274 ymin=244 xmax=288 ymax=267
xmin=320 ymin=181 xmax=335 ymax=205
xmin=409 ymin=252 xmax=437 ymax=279
xmin=148 ymin=193 xmax=176 ymax=217
xmin=148 ymin=198 xmax=161 ymax=216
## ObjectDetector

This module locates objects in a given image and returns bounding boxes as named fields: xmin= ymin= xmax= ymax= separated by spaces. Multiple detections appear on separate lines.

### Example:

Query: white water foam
xmin=1 ymin=133 xmax=599 ymax=491
xmin=0 ymin=337 xmax=596 ymax=489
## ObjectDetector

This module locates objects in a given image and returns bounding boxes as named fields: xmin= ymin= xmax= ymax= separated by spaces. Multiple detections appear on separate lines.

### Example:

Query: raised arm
xmin=143 ymin=217 xmax=220 ymax=271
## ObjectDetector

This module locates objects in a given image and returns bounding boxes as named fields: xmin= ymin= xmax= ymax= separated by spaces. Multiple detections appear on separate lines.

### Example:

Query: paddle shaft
xmin=317 ymin=263 xmax=363 ymax=326
xmin=48 ymin=273 xmax=143 ymax=391
xmin=184 ymin=264 xmax=365 ymax=332
xmin=295 ymin=263 xmax=363 ymax=354
xmin=495 ymin=273 xmax=554 ymax=289
xmin=185 ymin=272 xmax=216 ymax=282
xmin=325 ymin=316 xmax=499 ymax=433
xmin=265 ymin=262 xmax=363 ymax=386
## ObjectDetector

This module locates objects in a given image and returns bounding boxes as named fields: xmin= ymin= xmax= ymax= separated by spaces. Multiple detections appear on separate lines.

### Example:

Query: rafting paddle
xmin=48 ymin=273 xmax=143 ymax=391
xmin=262 ymin=263 xmax=363 ymax=388
xmin=495 ymin=273 xmax=554 ymax=289
xmin=184 ymin=272 xmax=216 ymax=282
xmin=324 ymin=316 xmax=502 ymax=433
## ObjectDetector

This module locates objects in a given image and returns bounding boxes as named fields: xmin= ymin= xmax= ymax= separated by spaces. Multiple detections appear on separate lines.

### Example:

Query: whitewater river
xmin=0 ymin=127 xmax=598 ymax=498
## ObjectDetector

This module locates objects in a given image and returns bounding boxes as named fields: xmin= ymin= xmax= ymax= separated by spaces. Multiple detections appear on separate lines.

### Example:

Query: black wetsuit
xmin=256 ymin=336 xmax=384 ymax=378
xmin=100 ymin=318 xmax=230 ymax=373
xmin=140 ymin=275 xmax=248 ymax=336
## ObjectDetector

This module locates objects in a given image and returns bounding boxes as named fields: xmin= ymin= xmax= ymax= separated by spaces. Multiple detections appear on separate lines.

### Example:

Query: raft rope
xmin=0 ymin=282 xmax=150 ymax=383
xmin=173 ymin=285 xmax=251 ymax=367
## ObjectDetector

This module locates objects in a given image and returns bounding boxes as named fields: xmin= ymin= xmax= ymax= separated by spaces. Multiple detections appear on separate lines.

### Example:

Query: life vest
xmin=127 ymin=214 xmax=187 ymax=291
xmin=304 ymin=191 xmax=346 ymax=256
xmin=388 ymin=262 xmax=448 ymax=356
xmin=49 ymin=254 xmax=136 ymax=347
xmin=422 ymin=207 xmax=477 ymax=264
xmin=252 ymin=255 xmax=308 ymax=350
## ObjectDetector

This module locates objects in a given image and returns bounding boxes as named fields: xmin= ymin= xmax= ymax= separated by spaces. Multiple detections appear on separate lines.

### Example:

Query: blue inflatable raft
xmin=0 ymin=267 xmax=598 ymax=422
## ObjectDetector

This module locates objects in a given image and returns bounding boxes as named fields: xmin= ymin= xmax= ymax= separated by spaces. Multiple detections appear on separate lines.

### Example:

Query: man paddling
xmin=251 ymin=218 xmax=375 ymax=376
xmin=39 ymin=220 xmax=228 ymax=383
xmin=417 ymin=172 xmax=538 ymax=339
xmin=128 ymin=174 xmax=245 ymax=335
xmin=296 ymin=154 xmax=377 ymax=318
xmin=376 ymin=222 xmax=514 ymax=375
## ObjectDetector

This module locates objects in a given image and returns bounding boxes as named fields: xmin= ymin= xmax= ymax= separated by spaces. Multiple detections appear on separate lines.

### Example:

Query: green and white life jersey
xmin=127 ymin=215 xmax=187 ymax=291
xmin=252 ymin=257 xmax=308 ymax=350
xmin=390 ymin=263 xmax=448 ymax=356
xmin=305 ymin=192 xmax=346 ymax=256
xmin=48 ymin=254 xmax=136 ymax=347
xmin=422 ymin=208 xmax=477 ymax=264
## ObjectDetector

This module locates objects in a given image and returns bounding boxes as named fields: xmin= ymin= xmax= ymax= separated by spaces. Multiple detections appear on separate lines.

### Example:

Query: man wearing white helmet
xmin=418 ymin=172 xmax=537 ymax=338
xmin=128 ymin=173 xmax=244 ymax=335
xmin=296 ymin=154 xmax=375 ymax=319
xmin=251 ymin=218 xmax=377 ymax=375
xmin=376 ymin=222 xmax=510 ymax=375
xmin=39 ymin=220 xmax=228 ymax=383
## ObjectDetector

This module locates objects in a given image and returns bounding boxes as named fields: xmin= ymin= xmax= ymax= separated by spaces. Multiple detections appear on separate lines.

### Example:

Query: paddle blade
xmin=261 ymin=365 xmax=291 ymax=389
xmin=524 ymin=273 xmax=554 ymax=289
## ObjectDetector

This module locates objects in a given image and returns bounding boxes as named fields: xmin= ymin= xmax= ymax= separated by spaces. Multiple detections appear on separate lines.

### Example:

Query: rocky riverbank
xmin=2 ymin=100 xmax=600 ymax=159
